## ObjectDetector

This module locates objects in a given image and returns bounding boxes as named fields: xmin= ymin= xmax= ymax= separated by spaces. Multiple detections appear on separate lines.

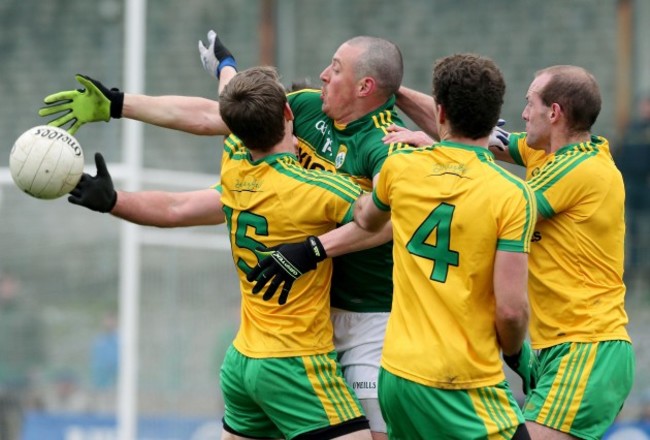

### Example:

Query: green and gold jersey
xmin=373 ymin=141 xmax=536 ymax=389
xmin=219 ymin=136 xmax=361 ymax=358
xmin=288 ymin=89 xmax=410 ymax=312
xmin=509 ymin=134 xmax=630 ymax=348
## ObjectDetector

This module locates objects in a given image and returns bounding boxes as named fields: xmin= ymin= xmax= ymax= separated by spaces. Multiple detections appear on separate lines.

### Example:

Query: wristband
xmin=216 ymin=57 xmax=238 ymax=78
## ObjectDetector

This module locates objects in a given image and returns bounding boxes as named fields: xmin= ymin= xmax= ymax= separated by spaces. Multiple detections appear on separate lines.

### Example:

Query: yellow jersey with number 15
xmin=373 ymin=141 xmax=536 ymax=389
xmin=219 ymin=136 xmax=361 ymax=358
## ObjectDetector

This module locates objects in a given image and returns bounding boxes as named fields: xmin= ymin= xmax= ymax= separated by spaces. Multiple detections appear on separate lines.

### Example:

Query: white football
xmin=9 ymin=125 xmax=84 ymax=200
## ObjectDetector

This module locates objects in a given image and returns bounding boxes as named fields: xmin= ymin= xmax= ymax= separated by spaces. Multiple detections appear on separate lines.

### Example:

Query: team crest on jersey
xmin=335 ymin=145 xmax=347 ymax=169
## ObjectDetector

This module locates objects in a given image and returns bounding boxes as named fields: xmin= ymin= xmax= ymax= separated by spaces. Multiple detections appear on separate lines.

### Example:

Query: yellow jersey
xmin=373 ymin=141 xmax=536 ymax=389
xmin=220 ymin=136 xmax=361 ymax=358
xmin=509 ymin=134 xmax=630 ymax=348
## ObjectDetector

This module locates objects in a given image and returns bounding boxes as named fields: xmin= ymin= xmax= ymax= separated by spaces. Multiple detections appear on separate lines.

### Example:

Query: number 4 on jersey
xmin=406 ymin=203 xmax=459 ymax=283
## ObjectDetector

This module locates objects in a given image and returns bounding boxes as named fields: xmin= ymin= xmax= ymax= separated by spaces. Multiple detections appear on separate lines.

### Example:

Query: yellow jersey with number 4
xmin=373 ymin=141 xmax=536 ymax=389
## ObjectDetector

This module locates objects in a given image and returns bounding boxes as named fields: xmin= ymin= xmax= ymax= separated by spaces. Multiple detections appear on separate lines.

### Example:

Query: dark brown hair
xmin=432 ymin=53 xmax=505 ymax=139
xmin=219 ymin=66 xmax=287 ymax=151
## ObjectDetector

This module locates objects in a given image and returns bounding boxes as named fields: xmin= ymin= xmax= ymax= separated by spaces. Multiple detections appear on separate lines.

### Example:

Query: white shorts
xmin=331 ymin=308 xmax=389 ymax=400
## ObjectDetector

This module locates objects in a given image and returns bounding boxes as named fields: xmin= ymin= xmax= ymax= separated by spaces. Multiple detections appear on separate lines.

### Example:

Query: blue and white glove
xmin=489 ymin=119 xmax=510 ymax=151
xmin=198 ymin=30 xmax=237 ymax=79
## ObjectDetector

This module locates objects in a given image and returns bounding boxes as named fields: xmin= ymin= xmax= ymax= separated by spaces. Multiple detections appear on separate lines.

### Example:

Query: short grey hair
xmin=346 ymin=36 xmax=403 ymax=97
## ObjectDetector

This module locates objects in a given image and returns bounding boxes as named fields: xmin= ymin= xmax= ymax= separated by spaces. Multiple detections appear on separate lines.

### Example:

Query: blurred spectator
xmin=89 ymin=313 xmax=119 ymax=413
xmin=615 ymin=93 xmax=650 ymax=279
xmin=43 ymin=370 xmax=89 ymax=414
xmin=287 ymin=77 xmax=316 ymax=92
xmin=0 ymin=271 xmax=46 ymax=439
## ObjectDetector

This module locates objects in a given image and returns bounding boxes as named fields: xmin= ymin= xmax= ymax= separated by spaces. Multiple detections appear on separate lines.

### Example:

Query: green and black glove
xmin=68 ymin=153 xmax=117 ymax=213
xmin=246 ymin=236 xmax=326 ymax=305
xmin=39 ymin=74 xmax=124 ymax=135
xmin=503 ymin=340 xmax=539 ymax=395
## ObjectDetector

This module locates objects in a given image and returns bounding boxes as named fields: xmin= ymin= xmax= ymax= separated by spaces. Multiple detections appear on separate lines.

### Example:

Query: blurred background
xmin=0 ymin=0 xmax=649 ymax=439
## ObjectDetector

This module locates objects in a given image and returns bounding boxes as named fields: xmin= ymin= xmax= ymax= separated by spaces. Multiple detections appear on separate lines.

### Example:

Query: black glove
xmin=246 ymin=236 xmax=327 ymax=305
xmin=68 ymin=153 xmax=117 ymax=213
xmin=503 ymin=341 xmax=539 ymax=395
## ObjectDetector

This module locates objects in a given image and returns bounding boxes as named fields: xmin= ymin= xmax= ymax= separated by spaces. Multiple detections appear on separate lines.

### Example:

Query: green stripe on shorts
xmin=523 ymin=341 xmax=634 ymax=439
xmin=221 ymin=346 xmax=364 ymax=439
xmin=378 ymin=368 xmax=523 ymax=439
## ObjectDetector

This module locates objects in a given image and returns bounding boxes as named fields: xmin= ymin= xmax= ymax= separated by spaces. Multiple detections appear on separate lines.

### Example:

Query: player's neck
xmin=336 ymin=95 xmax=389 ymax=125
xmin=249 ymin=131 xmax=296 ymax=161
xmin=549 ymin=130 xmax=591 ymax=153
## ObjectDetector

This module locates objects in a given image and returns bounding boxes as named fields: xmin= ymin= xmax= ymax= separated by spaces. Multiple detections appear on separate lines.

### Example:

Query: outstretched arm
xmin=395 ymin=86 xmax=439 ymax=140
xmin=39 ymin=74 xmax=229 ymax=136
xmin=122 ymin=93 xmax=227 ymax=135
xmin=112 ymin=187 xmax=224 ymax=227
xmin=40 ymin=30 xmax=241 ymax=136
xmin=319 ymin=219 xmax=392 ymax=258
xmin=69 ymin=153 xmax=225 ymax=226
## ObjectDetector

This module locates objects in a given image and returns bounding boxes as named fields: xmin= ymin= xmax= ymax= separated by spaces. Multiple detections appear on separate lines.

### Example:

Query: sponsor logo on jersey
xmin=315 ymin=120 xmax=328 ymax=135
xmin=314 ymin=120 xmax=333 ymax=154
xmin=335 ymin=145 xmax=348 ymax=169
xmin=322 ymin=137 xmax=333 ymax=154
xmin=234 ymin=177 xmax=263 ymax=192
xmin=429 ymin=163 xmax=467 ymax=178
xmin=296 ymin=142 xmax=335 ymax=172
xmin=531 ymin=231 xmax=542 ymax=242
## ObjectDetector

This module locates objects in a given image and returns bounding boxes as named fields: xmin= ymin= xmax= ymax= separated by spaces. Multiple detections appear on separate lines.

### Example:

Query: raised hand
xmin=198 ymin=30 xmax=237 ymax=79
xmin=39 ymin=74 xmax=124 ymax=134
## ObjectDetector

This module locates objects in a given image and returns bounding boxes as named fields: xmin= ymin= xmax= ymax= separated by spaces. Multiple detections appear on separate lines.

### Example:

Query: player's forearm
xmin=111 ymin=190 xmax=223 ymax=227
xmin=493 ymin=251 xmax=530 ymax=356
xmin=218 ymin=66 xmax=238 ymax=95
xmin=122 ymin=94 xmax=229 ymax=136
xmin=111 ymin=191 xmax=181 ymax=227
xmin=496 ymin=307 xmax=528 ymax=356
xmin=319 ymin=220 xmax=392 ymax=258
xmin=395 ymin=86 xmax=439 ymax=140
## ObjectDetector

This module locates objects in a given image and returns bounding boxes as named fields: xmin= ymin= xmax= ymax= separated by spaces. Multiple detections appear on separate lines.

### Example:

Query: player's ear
xmin=549 ymin=102 xmax=562 ymax=123
xmin=284 ymin=103 xmax=294 ymax=122
xmin=358 ymin=76 xmax=376 ymax=97
xmin=435 ymin=103 xmax=446 ymax=125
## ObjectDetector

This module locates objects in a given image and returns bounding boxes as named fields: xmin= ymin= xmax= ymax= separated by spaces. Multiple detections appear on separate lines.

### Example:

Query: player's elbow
xmin=190 ymin=113 xmax=229 ymax=136
xmin=496 ymin=301 xmax=529 ymax=330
